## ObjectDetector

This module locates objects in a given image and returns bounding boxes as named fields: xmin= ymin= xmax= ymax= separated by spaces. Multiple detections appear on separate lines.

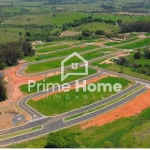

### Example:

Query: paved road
xmin=0 ymin=40 xmax=149 ymax=147
xmin=17 ymin=51 xmax=123 ymax=77
xmin=0 ymin=82 xmax=141 ymax=136
xmin=0 ymin=86 xmax=147 ymax=147
xmin=114 ymin=36 xmax=150 ymax=48
xmin=98 ymin=68 xmax=150 ymax=86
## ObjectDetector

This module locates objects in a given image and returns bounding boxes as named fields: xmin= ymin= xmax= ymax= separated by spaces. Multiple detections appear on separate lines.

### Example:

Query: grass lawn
xmin=134 ymin=59 xmax=150 ymax=65
xmin=118 ymin=38 xmax=150 ymax=49
xmin=73 ymin=22 xmax=119 ymax=32
xmin=25 ymin=48 xmax=115 ymax=73
xmin=145 ymin=32 xmax=150 ymax=36
xmin=36 ymin=44 xmax=71 ymax=53
xmin=34 ymin=42 xmax=59 ymax=49
xmin=20 ymin=67 xmax=97 ymax=94
xmin=27 ymin=76 xmax=130 ymax=116
xmin=65 ymin=85 xmax=143 ymax=121
xmin=94 ymin=63 xmax=150 ymax=81
xmin=105 ymin=37 xmax=139 ymax=46
xmin=28 ymin=45 xmax=98 ymax=61
xmin=0 ymin=126 xmax=42 ymax=141
xmin=9 ymin=107 xmax=150 ymax=148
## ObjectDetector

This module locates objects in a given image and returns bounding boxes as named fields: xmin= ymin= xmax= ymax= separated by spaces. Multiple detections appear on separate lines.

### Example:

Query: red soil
xmin=3 ymin=64 xmax=43 ymax=102
xmin=81 ymin=89 xmax=150 ymax=129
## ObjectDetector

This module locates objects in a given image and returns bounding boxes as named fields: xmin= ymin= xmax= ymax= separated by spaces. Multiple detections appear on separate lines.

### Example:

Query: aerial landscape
xmin=1 ymin=0 xmax=150 ymax=148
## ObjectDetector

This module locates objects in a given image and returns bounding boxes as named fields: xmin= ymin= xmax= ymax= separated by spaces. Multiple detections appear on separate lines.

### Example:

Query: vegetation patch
xmin=25 ymin=48 xmax=114 ymax=73
xmin=0 ymin=126 xmax=42 ymax=141
xmin=27 ymin=77 xmax=130 ymax=116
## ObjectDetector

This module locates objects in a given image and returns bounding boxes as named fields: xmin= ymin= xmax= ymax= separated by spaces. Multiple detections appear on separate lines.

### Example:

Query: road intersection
xmin=0 ymin=43 xmax=149 ymax=147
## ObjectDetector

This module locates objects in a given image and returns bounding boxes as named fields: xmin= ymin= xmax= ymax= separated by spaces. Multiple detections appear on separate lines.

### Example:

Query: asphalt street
xmin=0 ymin=42 xmax=149 ymax=147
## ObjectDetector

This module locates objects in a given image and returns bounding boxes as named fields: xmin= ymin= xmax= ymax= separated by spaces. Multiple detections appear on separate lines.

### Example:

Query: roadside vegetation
xmin=0 ymin=41 xmax=34 ymax=70
xmin=9 ymin=107 xmax=150 ymax=148
xmin=118 ymin=38 xmax=150 ymax=49
xmin=29 ymin=45 xmax=98 ymax=62
xmin=0 ymin=126 xmax=42 ymax=141
xmin=20 ymin=67 xmax=97 ymax=94
xmin=64 ymin=85 xmax=144 ymax=121
xmin=0 ymin=76 xmax=7 ymax=101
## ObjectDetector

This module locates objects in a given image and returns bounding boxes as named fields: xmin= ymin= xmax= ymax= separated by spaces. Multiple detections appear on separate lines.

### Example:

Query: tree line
xmin=121 ymin=21 xmax=150 ymax=33
xmin=0 ymin=76 xmax=7 ymax=102
xmin=0 ymin=41 xmax=34 ymax=70
xmin=61 ymin=16 xmax=119 ymax=31
xmin=116 ymin=47 xmax=150 ymax=76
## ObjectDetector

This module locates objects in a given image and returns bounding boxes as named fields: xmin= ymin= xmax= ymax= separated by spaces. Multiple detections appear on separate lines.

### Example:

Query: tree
xmin=0 ymin=76 xmax=7 ymax=101
xmin=82 ymin=30 xmax=92 ymax=37
xmin=134 ymin=50 xmax=142 ymax=59
xmin=26 ymin=31 xmax=31 ymax=37
xmin=103 ymin=141 xmax=114 ymax=148
xmin=19 ymin=32 xmax=22 ymax=37
xmin=62 ymin=24 xmax=67 ymax=31
xmin=144 ymin=46 xmax=150 ymax=59
xmin=0 ymin=41 xmax=34 ymax=68
xmin=95 ymin=30 xmax=105 ymax=35
xmin=45 ymin=131 xmax=79 ymax=148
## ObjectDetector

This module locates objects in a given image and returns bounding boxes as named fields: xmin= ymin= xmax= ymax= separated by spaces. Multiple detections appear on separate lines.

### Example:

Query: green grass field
xmin=105 ymin=37 xmax=139 ymax=46
xmin=134 ymin=59 xmax=150 ymax=65
xmin=64 ymin=84 xmax=143 ymax=121
xmin=28 ymin=45 xmax=98 ymax=61
xmin=25 ymin=48 xmax=115 ymax=73
xmin=9 ymin=107 xmax=150 ymax=148
xmin=0 ymin=30 xmax=20 ymax=43
xmin=36 ymin=44 xmax=71 ymax=53
xmin=118 ymin=38 xmax=150 ymax=49
xmin=20 ymin=67 xmax=97 ymax=94
xmin=3 ymin=12 xmax=89 ymax=25
xmin=27 ymin=76 xmax=130 ymax=116
xmin=73 ymin=22 xmax=119 ymax=32
xmin=93 ymin=62 xmax=150 ymax=81
xmin=34 ymin=42 xmax=59 ymax=49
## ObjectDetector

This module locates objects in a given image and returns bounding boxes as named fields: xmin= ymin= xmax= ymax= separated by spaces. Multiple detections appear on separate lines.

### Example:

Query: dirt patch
xmin=3 ymin=64 xmax=43 ymax=102
xmin=81 ymin=89 xmax=150 ymax=129
xmin=100 ymin=58 xmax=114 ymax=65
xmin=100 ymin=52 xmax=128 ymax=65
xmin=0 ymin=103 xmax=30 ymax=120
xmin=0 ymin=64 xmax=61 ymax=130
xmin=0 ymin=103 xmax=30 ymax=130
xmin=60 ymin=31 xmax=81 ymax=37
xmin=116 ymin=12 xmax=150 ymax=16
xmin=43 ymin=71 xmax=61 ymax=78
xmin=94 ymin=43 xmax=104 ymax=47
xmin=138 ymin=35 xmax=146 ymax=39
xmin=0 ymin=115 xmax=14 ymax=130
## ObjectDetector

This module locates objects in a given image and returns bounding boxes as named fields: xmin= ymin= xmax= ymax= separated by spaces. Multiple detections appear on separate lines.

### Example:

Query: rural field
xmin=0 ymin=0 xmax=150 ymax=148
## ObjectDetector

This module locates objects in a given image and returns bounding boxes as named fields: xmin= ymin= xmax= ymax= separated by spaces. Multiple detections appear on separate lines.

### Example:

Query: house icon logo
xmin=61 ymin=52 xmax=88 ymax=81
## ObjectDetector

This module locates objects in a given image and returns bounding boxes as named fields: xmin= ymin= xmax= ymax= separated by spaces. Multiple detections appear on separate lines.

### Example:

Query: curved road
xmin=0 ymin=41 xmax=149 ymax=147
